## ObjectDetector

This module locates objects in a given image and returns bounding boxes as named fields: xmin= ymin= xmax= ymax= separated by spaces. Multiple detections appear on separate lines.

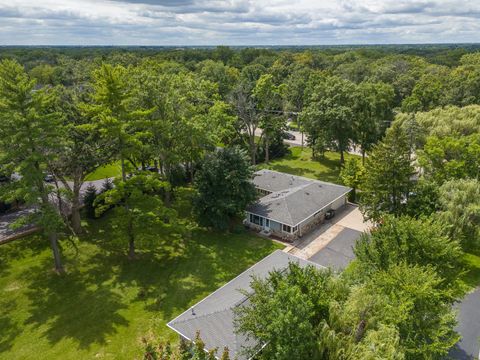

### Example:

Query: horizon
xmin=1 ymin=1 xmax=480 ymax=46
xmin=1 ymin=42 xmax=479 ymax=48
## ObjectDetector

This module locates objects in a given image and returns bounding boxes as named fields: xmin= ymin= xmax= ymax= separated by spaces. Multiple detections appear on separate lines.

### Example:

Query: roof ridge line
xmin=170 ymin=306 xmax=235 ymax=326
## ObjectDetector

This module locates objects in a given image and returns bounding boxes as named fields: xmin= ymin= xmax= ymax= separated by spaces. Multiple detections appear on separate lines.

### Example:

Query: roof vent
xmin=191 ymin=307 xmax=196 ymax=316
xmin=305 ymin=192 xmax=310 ymax=195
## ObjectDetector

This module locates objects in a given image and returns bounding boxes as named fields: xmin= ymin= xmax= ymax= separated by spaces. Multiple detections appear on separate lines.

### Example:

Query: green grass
xmin=0 ymin=212 xmax=283 ymax=359
xmin=462 ymin=252 xmax=480 ymax=290
xmin=258 ymin=147 xmax=360 ymax=184
xmin=85 ymin=162 xmax=123 ymax=181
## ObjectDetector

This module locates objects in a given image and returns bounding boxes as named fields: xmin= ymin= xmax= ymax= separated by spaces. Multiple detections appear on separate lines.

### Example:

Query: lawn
xmin=85 ymin=162 xmax=123 ymax=181
xmin=0 ymin=212 xmax=283 ymax=359
xmin=258 ymin=146 xmax=360 ymax=184
xmin=462 ymin=252 xmax=480 ymax=290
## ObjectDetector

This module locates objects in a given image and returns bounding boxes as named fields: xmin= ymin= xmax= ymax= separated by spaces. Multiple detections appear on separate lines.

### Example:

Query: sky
xmin=0 ymin=0 xmax=479 ymax=46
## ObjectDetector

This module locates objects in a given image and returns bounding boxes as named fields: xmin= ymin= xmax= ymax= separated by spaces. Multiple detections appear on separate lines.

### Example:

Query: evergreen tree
xmin=360 ymin=123 xmax=416 ymax=220
xmin=193 ymin=147 xmax=256 ymax=231
xmin=0 ymin=59 xmax=65 ymax=272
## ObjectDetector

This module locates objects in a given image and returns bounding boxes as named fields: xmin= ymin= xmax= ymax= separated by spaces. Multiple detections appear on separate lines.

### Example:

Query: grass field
xmin=0 ymin=211 xmax=283 ymax=359
xmin=463 ymin=252 xmax=480 ymax=290
xmin=258 ymin=147 xmax=360 ymax=184
xmin=85 ymin=162 xmax=123 ymax=181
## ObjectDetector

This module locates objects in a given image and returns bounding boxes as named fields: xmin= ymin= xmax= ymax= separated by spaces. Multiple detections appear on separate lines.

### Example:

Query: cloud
xmin=0 ymin=0 xmax=479 ymax=45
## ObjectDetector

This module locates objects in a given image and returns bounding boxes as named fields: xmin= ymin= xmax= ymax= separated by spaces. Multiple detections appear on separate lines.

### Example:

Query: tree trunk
xmin=49 ymin=232 xmax=64 ymax=273
xmin=127 ymin=217 xmax=135 ymax=260
xmin=301 ymin=131 xmax=304 ymax=148
xmin=265 ymin=132 xmax=270 ymax=164
xmin=71 ymin=200 xmax=82 ymax=235
xmin=120 ymin=155 xmax=126 ymax=182
xmin=128 ymin=236 xmax=135 ymax=260
xmin=249 ymin=137 xmax=257 ymax=165
xmin=70 ymin=170 xmax=83 ymax=235
xmin=362 ymin=150 xmax=366 ymax=165
xmin=340 ymin=149 xmax=345 ymax=164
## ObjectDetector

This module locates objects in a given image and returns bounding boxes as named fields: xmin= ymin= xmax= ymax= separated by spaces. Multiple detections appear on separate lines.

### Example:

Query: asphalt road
xmin=450 ymin=288 xmax=480 ymax=359
xmin=0 ymin=207 xmax=37 ymax=241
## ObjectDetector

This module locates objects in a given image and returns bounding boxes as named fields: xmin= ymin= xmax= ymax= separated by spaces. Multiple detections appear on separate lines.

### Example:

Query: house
xmin=167 ymin=250 xmax=323 ymax=360
xmin=245 ymin=169 xmax=351 ymax=241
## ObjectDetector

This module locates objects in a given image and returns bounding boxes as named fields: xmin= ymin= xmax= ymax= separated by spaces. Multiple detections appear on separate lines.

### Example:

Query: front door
xmin=265 ymin=218 xmax=270 ymax=231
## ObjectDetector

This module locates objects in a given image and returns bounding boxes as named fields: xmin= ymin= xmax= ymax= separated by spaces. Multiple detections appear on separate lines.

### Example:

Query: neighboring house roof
xmin=247 ymin=170 xmax=351 ymax=226
xmin=167 ymin=250 xmax=323 ymax=360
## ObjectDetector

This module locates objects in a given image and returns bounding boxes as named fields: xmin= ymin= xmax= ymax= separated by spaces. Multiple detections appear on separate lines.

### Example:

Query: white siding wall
xmin=331 ymin=195 xmax=347 ymax=210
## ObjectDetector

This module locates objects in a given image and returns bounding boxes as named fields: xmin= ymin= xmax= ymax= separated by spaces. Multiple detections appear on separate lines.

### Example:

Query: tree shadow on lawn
xmin=112 ymin=227 xmax=281 ymax=324
xmin=13 ymin=212 xmax=281 ymax=350
xmin=0 ymin=235 xmax=48 ymax=277
xmin=0 ymin=299 xmax=22 ymax=353
xmin=19 ymin=253 xmax=129 ymax=350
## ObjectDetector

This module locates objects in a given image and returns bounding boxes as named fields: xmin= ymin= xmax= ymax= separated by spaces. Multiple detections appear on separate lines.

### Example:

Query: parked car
xmin=282 ymin=131 xmax=296 ymax=140
xmin=146 ymin=166 xmax=159 ymax=173
xmin=324 ymin=209 xmax=335 ymax=220
xmin=44 ymin=174 xmax=55 ymax=183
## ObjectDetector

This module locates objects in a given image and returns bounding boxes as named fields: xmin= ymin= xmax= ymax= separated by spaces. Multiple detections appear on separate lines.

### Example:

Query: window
xmin=251 ymin=214 xmax=264 ymax=226
xmin=282 ymin=224 xmax=292 ymax=233
xmin=265 ymin=219 xmax=270 ymax=228
xmin=293 ymin=225 xmax=298 ymax=233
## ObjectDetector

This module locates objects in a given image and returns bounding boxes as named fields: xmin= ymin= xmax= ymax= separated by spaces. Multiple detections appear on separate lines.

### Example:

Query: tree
xmin=354 ymin=215 xmax=464 ymax=293
xmin=438 ymin=179 xmax=480 ymax=251
xmin=360 ymin=123 xmax=416 ymax=220
xmin=339 ymin=157 xmax=365 ymax=202
xmin=235 ymin=263 xmax=405 ymax=360
xmin=130 ymin=66 xmax=224 ymax=183
xmin=0 ymin=59 xmax=65 ymax=272
xmin=354 ymin=82 xmax=395 ymax=163
xmin=95 ymin=174 xmax=175 ymax=259
xmin=230 ymin=81 xmax=262 ymax=164
xmin=253 ymin=74 xmax=285 ymax=163
xmin=283 ymin=66 xmax=312 ymax=146
xmin=234 ymin=264 xmax=342 ymax=360
xmin=83 ymin=185 xmax=98 ymax=219
xmin=364 ymin=263 xmax=460 ymax=359
xmin=48 ymin=86 xmax=111 ymax=234
xmin=193 ymin=147 xmax=256 ymax=231
xmin=419 ymin=134 xmax=480 ymax=184
xmin=87 ymin=63 xmax=144 ymax=182
xmin=394 ymin=105 xmax=480 ymax=149
xmin=401 ymin=66 xmax=449 ymax=113
xmin=142 ymin=332 xmax=229 ymax=360
xmin=197 ymin=59 xmax=239 ymax=99
xmin=302 ymin=76 xmax=356 ymax=163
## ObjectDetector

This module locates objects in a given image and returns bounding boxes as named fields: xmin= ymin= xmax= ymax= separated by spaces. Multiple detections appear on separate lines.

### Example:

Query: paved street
xmin=0 ymin=208 xmax=37 ymax=242
xmin=0 ymin=178 xmax=113 ymax=243
xmin=450 ymin=288 xmax=480 ymax=360
xmin=253 ymin=128 xmax=364 ymax=156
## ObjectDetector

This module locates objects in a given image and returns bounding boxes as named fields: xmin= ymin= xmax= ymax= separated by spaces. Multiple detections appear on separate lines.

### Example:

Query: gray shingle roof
xmin=167 ymin=250 xmax=323 ymax=360
xmin=248 ymin=170 xmax=351 ymax=226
